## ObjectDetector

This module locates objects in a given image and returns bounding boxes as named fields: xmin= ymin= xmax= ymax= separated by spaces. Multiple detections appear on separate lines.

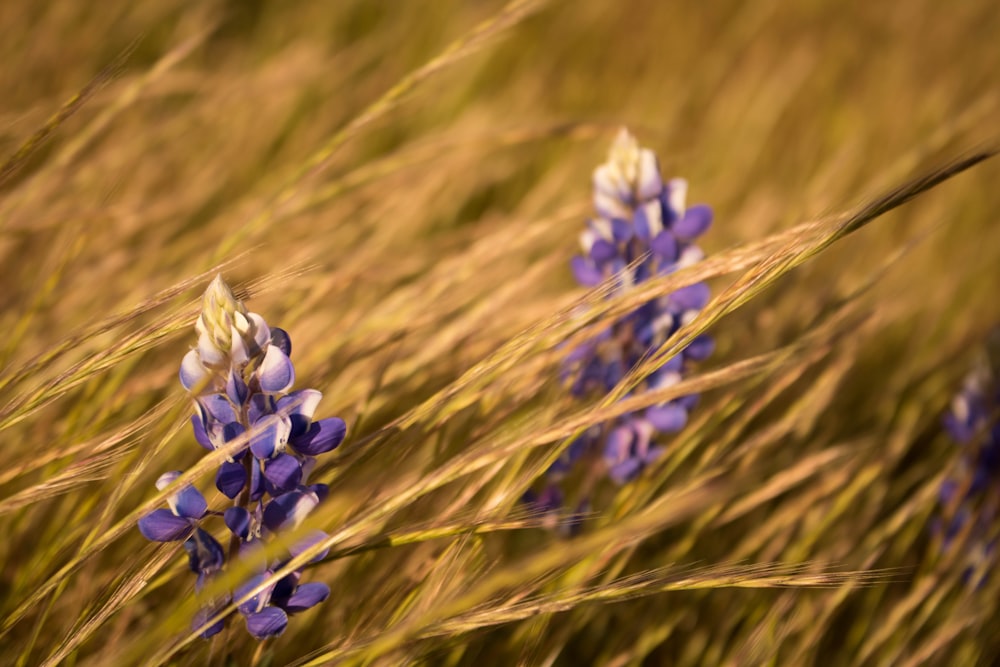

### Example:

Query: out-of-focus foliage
xmin=0 ymin=0 xmax=998 ymax=665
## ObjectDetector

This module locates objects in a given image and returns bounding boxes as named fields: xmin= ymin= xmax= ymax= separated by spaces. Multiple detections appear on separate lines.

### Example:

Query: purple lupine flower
xmin=138 ymin=471 xmax=210 ymax=542
xmin=139 ymin=275 xmax=345 ymax=640
xmin=570 ymin=131 xmax=714 ymax=478
xmin=222 ymin=497 xmax=331 ymax=639
xmin=934 ymin=337 xmax=1000 ymax=586
xmin=528 ymin=129 xmax=715 ymax=520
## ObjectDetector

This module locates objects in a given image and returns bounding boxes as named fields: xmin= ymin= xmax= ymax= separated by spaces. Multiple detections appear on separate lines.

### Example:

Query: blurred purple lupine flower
xmin=529 ymin=129 xmax=714 ymax=522
xmin=139 ymin=275 xmax=345 ymax=640
xmin=934 ymin=332 xmax=1000 ymax=586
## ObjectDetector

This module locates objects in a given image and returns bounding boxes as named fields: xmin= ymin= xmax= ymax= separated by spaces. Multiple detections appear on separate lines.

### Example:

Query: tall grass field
xmin=1 ymin=1 xmax=999 ymax=665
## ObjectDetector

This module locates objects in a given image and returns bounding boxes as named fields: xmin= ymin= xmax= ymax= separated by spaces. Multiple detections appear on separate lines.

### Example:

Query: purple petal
xmin=276 ymin=389 xmax=323 ymax=419
xmin=172 ymin=485 xmax=208 ymax=520
xmin=291 ymin=417 xmax=346 ymax=456
xmin=604 ymin=426 xmax=634 ymax=463
xmin=589 ymin=239 xmax=617 ymax=263
xmin=179 ymin=350 xmax=209 ymax=392
xmin=249 ymin=459 xmax=266 ymax=502
xmin=525 ymin=484 xmax=563 ymax=514
xmin=676 ymin=393 xmax=700 ymax=411
xmin=263 ymin=490 xmax=320 ymax=533
xmin=263 ymin=454 xmax=303 ymax=491
xmin=191 ymin=414 xmax=213 ymax=451
xmin=155 ymin=472 xmax=207 ymax=520
xmin=281 ymin=582 xmax=330 ymax=614
xmin=289 ymin=530 xmax=330 ymax=563
xmin=650 ymin=230 xmax=678 ymax=262
xmin=684 ymin=335 xmax=714 ymax=361
xmin=563 ymin=340 xmax=596 ymax=365
xmin=223 ymin=422 xmax=247 ymax=448
xmin=608 ymin=459 xmax=642 ymax=485
xmin=216 ymin=461 xmax=248 ymax=499
xmin=610 ymin=217 xmax=632 ymax=242
xmin=633 ymin=204 xmax=653 ymax=241
xmin=245 ymin=607 xmax=287 ymax=639
xmin=199 ymin=394 xmax=237 ymax=425
xmin=943 ymin=412 xmax=976 ymax=444
xmin=669 ymin=283 xmax=710 ymax=312
xmin=277 ymin=390 xmax=323 ymax=439
xmin=672 ymin=204 xmax=713 ymax=240
xmin=138 ymin=510 xmax=193 ymax=542
xmin=235 ymin=574 xmax=270 ymax=616
xmin=258 ymin=345 xmax=295 ymax=393
xmin=570 ymin=256 xmax=604 ymax=287
xmin=192 ymin=606 xmax=227 ymax=639
xmin=657 ymin=353 xmax=684 ymax=375
xmin=646 ymin=403 xmax=688 ymax=432
xmin=226 ymin=371 xmax=249 ymax=405
xmin=270 ymin=327 xmax=292 ymax=357
xmin=183 ymin=528 xmax=226 ymax=574
xmin=939 ymin=479 xmax=959 ymax=505
xmin=270 ymin=572 xmax=301 ymax=606
xmin=225 ymin=506 xmax=251 ymax=540
xmin=248 ymin=393 xmax=275 ymax=425
xmin=250 ymin=415 xmax=291 ymax=459
xmin=634 ymin=258 xmax=653 ymax=283
xmin=603 ymin=359 xmax=626 ymax=389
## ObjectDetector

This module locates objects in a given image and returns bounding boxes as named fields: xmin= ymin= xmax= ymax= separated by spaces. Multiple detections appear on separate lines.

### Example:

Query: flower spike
xmin=139 ymin=275 xmax=346 ymax=640
xmin=528 ymin=129 xmax=715 ymax=525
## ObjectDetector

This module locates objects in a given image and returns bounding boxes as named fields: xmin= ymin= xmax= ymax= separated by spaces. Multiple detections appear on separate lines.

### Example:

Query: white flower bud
xmin=191 ymin=275 xmax=270 ymax=375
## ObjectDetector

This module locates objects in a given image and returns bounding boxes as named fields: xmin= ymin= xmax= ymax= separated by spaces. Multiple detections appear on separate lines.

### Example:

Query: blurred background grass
xmin=1 ymin=0 xmax=999 ymax=665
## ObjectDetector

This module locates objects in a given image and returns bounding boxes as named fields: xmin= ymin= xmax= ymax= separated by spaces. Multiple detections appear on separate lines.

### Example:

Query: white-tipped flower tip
xmin=200 ymin=275 xmax=247 ymax=350
xmin=608 ymin=128 xmax=640 ymax=187
xmin=593 ymin=128 xmax=665 ymax=217
xmin=192 ymin=275 xmax=272 ymax=372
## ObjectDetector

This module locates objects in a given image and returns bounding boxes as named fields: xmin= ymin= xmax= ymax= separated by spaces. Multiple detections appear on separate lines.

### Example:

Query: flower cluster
xmin=934 ymin=339 xmax=1000 ymax=584
xmin=532 ymin=129 xmax=714 ymax=515
xmin=138 ymin=276 xmax=346 ymax=639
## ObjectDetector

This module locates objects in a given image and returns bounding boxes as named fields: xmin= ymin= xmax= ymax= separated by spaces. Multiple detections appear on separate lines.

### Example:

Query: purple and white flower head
xmin=934 ymin=334 xmax=1000 ymax=586
xmin=529 ymin=129 xmax=714 ymax=523
xmin=140 ymin=275 xmax=345 ymax=639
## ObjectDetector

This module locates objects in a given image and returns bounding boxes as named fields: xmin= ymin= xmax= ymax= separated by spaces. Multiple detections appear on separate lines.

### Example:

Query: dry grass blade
xmin=39 ymin=546 xmax=177 ymax=667
xmin=214 ymin=0 xmax=549 ymax=258
xmin=291 ymin=564 xmax=892 ymax=666
xmin=0 ymin=38 xmax=138 ymax=190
